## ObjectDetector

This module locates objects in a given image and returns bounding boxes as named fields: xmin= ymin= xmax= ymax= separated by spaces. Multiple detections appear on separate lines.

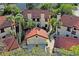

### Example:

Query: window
xmin=74 ymin=36 xmax=77 ymax=38
xmin=67 ymin=27 xmax=71 ymax=32
xmin=2 ymin=36 xmax=5 ymax=38
xmin=1 ymin=29 xmax=4 ymax=33
xmin=36 ymin=36 xmax=38 ymax=38
xmin=66 ymin=34 xmax=69 ymax=37
xmin=37 ymin=23 xmax=40 ymax=27
xmin=16 ymin=26 xmax=19 ymax=32
xmin=37 ymin=18 xmax=40 ymax=22
xmin=72 ymin=31 xmax=76 ymax=35
xmin=45 ymin=24 xmax=47 ymax=27
xmin=33 ymin=18 xmax=35 ymax=21
xmin=74 ymin=28 xmax=76 ymax=30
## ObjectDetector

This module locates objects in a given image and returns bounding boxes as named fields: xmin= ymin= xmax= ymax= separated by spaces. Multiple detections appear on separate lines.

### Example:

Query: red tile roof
xmin=3 ymin=36 xmax=19 ymax=51
xmin=0 ymin=16 xmax=13 ymax=29
xmin=55 ymin=36 xmax=79 ymax=50
xmin=24 ymin=27 xmax=48 ymax=40
xmin=22 ymin=9 xmax=51 ymax=19
xmin=61 ymin=15 xmax=79 ymax=29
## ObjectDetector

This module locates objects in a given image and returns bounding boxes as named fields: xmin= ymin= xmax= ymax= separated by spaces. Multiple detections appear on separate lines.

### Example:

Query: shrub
xmin=0 ymin=48 xmax=28 ymax=56
xmin=31 ymin=46 xmax=49 ymax=56
xmin=59 ymin=48 xmax=74 ymax=56
xmin=0 ymin=47 xmax=50 ymax=56
xmin=70 ymin=45 xmax=79 ymax=56
xmin=59 ymin=45 xmax=79 ymax=56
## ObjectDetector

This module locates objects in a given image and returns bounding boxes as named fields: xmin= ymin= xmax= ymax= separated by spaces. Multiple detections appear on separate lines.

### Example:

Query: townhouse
xmin=22 ymin=9 xmax=52 ymax=30
xmin=0 ymin=16 xmax=15 ymax=39
xmin=57 ymin=14 xmax=79 ymax=38
xmin=0 ymin=36 xmax=19 ymax=52
xmin=22 ymin=27 xmax=49 ymax=50
xmin=0 ymin=16 xmax=19 ymax=51
xmin=55 ymin=36 xmax=79 ymax=50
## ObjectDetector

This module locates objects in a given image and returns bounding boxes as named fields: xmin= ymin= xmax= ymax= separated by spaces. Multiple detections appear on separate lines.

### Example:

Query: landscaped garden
xmin=0 ymin=3 xmax=79 ymax=56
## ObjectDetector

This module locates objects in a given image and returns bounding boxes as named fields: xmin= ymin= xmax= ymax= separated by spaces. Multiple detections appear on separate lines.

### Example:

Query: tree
xmin=59 ymin=45 xmax=79 ymax=56
xmin=59 ymin=48 xmax=74 ymax=56
xmin=69 ymin=45 xmax=79 ymax=55
xmin=60 ymin=4 xmax=76 ymax=15
xmin=7 ymin=15 xmax=16 ymax=37
xmin=40 ymin=3 xmax=52 ymax=10
xmin=7 ymin=14 xmax=25 ymax=44
xmin=26 ymin=3 xmax=34 ymax=10
xmin=26 ymin=20 xmax=36 ymax=29
xmin=0 ymin=47 xmax=50 ymax=56
xmin=0 ymin=48 xmax=29 ymax=56
xmin=52 ymin=4 xmax=76 ymax=16
xmin=40 ymin=4 xmax=76 ymax=16
xmin=48 ymin=18 xmax=59 ymax=34
xmin=3 ymin=4 xmax=20 ymax=15
xmin=26 ymin=3 xmax=41 ymax=9
xmin=15 ymin=14 xmax=24 ymax=44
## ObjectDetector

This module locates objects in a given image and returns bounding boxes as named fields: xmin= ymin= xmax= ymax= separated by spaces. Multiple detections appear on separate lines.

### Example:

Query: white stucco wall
xmin=40 ymin=14 xmax=45 ymax=27
xmin=0 ymin=27 xmax=12 ymax=38
xmin=27 ymin=13 xmax=49 ymax=29
xmin=27 ymin=36 xmax=47 ymax=44
xmin=27 ymin=13 xmax=31 ymax=20
xmin=0 ymin=32 xmax=7 ymax=38
xmin=57 ymin=26 xmax=79 ymax=38
xmin=57 ymin=26 xmax=71 ymax=37
xmin=22 ymin=35 xmax=47 ymax=50
xmin=4 ymin=27 xmax=11 ymax=32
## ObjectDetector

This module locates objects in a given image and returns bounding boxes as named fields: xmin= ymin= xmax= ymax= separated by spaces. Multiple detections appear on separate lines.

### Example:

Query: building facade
xmin=0 ymin=16 xmax=15 ymax=39
xmin=57 ymin=15 xmax=79 ymax=38
xmin=22 ymin=27 xmax=49 ymax=50
xmin=22 ymin=9 xmax=52 ymax=30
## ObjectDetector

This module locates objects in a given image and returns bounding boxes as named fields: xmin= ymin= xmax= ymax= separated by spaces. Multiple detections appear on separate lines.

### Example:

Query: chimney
xmin=57 ymin=13 xmax=61 ymax=21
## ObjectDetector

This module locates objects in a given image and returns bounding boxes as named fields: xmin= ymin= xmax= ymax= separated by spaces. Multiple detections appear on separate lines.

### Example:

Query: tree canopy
xmin=40 ymin=3 xmax=76 ymax=17
xmin=3 ymin=4 xmax=20 ymax=15
xmin=49 ymin=18 xmax=59 ymax=33
xmin=59 ymin=4 xmax=76 ymax=15
xmin=40 ymin=3 xmax=52 ymax=10
xmin=26 ymin=20 xmax=36 ymax=29
xmin=26 ymin=3 xmax=34 ymax=10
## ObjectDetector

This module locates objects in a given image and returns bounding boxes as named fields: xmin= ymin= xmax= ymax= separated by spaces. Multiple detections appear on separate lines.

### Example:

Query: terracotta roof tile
xmin=3 ymin=36 xmax=19 ymax=51
xmin=22 ymin=9 xmax=51 ymax=19
xmin=55 ymin=36 xmax=79 ymax=50
xmin=61 ymin=15 xmax=79 ymax=29
xmin=24 ymin=27 xmax=48 ymax=40
xmin=0 ymin=16 xmax=13 ymax=29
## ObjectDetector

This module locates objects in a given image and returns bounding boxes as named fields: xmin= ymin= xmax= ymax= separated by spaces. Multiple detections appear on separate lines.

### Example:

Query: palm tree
xmin=7 ymin=14 xmax=25 ymax=44
xmin=48 ymin=18 xmax=59 ymax=38
xmin=15 ymin=14 xmax=24 ymax=44
xmin=7 ymin=15 xmax=16 ymax=37
xmin=26 ymin=20 xmax=36 ymax=29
